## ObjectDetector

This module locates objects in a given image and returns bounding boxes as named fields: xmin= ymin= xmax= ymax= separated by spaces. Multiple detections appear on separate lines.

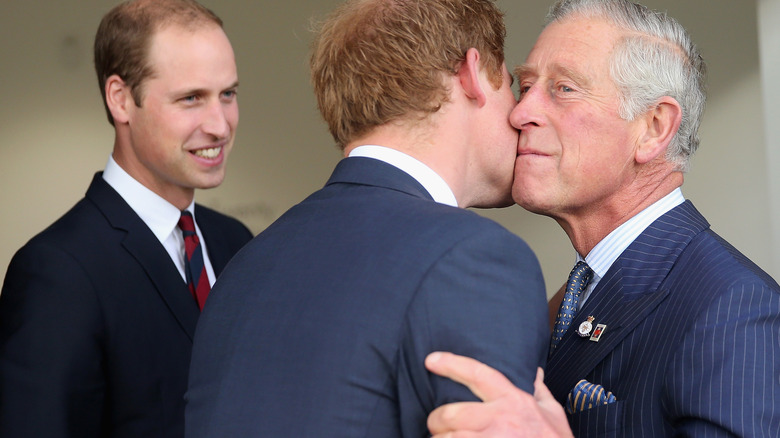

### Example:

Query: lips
xmin=517 ymin=147 xmax=549 ymax=157
xmin=517 ymin=136 xmax=541 ymax=157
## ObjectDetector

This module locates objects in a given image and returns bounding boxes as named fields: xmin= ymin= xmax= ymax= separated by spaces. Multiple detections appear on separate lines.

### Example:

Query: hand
xmin=425 ymin=352 xmax=573 ymax=438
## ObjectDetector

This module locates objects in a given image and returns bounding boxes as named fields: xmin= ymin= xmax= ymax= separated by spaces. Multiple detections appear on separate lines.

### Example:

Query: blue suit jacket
xmin=186 ymin=157 xmax=549 ymax=437
xmin=546 ymin=201 xmax=780 ymax=437
xmin=0 ymin=173 xmax=253 ymax=438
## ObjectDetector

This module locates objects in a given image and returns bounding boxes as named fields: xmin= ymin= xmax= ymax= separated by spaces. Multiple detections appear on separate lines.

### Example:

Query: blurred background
xmin=1 ymin=0 xmax=778 ymax=296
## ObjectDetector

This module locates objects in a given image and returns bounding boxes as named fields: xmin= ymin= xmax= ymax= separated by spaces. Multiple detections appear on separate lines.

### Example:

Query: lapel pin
xmin=577 ymin=316 xmax=595 ymax=338
xmin=589 ymin=323 xmax=607 ymax=342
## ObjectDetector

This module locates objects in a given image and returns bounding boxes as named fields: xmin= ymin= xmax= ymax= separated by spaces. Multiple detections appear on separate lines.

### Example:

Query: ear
xmin=457 ymin=48 xmax=487 ymax=107
xmin=105 ymin=74 xmax=134 ymax=125
xmin=635 ymin=97 xmax=682 ymax=164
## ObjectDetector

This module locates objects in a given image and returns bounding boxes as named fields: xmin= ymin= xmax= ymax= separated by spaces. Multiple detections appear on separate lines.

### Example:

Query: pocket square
xmin=566 ymin=379 xmax=617 ymax=414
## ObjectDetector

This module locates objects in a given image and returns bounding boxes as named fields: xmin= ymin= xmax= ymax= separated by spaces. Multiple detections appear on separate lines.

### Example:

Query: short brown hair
xmin=94 ymin=0 xmax=223 ymax=125
xmin=311 ymin=0 xmax=507 ymax=149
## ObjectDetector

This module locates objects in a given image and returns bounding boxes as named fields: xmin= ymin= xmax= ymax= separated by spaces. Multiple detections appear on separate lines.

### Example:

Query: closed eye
xmin=518 ymin=82 xmax=532 ymax=99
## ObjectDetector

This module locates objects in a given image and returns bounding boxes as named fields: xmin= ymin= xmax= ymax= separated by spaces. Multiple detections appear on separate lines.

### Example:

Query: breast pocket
xmin=568 ymin=400 xmax=624 ymax=438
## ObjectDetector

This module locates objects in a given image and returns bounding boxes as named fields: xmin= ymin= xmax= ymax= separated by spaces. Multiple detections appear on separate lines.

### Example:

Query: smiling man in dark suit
xmin=425 ymin=0 xmax=780 ymax=437
xmin=0 ymin=1 xmax=252 ymax=437
xmin=184 ymin=0 xmax=548 ymax=436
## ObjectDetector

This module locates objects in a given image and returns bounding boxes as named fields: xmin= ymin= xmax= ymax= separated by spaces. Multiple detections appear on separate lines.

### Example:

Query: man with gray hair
xmin=425 ymin=0 xmax=780 ymax=436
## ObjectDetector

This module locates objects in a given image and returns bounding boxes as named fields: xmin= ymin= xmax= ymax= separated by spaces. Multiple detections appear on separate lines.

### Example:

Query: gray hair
xmin=546 ymin=0 xmax=706 ymax=172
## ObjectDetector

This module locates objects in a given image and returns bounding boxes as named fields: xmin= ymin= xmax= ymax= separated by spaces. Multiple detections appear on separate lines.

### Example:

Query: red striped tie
xmin=178 ymin=211 xmax=210 ymax=310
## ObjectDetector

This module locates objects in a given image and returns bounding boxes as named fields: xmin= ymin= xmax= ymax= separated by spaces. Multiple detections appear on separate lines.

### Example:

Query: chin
xmin=511 ymin=188 xmax=537 ymax=211
xmin=193 ymin=176 xmax=226 ymax=190
xmin=514 ymin=196 xmax=553 ymax=216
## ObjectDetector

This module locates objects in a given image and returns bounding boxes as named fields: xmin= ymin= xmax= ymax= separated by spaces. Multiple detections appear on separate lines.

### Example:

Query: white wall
xmin=758 ymin=0 xmax=780 ymax=280
xmin=0 ymin=0 xmax=773 ymax=296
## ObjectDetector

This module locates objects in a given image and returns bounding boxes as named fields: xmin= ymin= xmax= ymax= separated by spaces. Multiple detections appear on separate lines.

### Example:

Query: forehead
xmin=518 ymin=15 xmax=622 ymax=79
xmin=146 ymin=23 xmax=236 ymax=83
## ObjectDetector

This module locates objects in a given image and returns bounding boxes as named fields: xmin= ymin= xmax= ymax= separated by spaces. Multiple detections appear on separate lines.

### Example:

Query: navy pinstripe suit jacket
xmin=546 ymin=200 xmax=780 ymax=437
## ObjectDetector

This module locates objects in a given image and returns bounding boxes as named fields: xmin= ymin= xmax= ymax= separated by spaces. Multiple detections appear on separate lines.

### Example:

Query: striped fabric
xmin=578 ymin=188 xmax=684 ymax=309
xmin=179 ymin=211 xmax=210 ymax=310
xmin=545 ymin=201 xmax=780 ymax=437
xmin=566 ymin=379 xmax=617 ymax=414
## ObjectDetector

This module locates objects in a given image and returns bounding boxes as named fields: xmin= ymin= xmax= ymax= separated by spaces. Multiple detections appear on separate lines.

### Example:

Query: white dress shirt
xmin=102 ymin=155 xmax=216 ymax=286
xmin=348 ymin=145 xmax=459 ymax=207
xmin=577 ymin=188 xmax=685 ymax=309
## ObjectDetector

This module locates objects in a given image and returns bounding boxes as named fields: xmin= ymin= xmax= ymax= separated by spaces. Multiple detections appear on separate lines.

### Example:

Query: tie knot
xmin=178 ymin=211 xmax=196 ymax=234
xmin=567 ymin=261 xmax=593 ymax=295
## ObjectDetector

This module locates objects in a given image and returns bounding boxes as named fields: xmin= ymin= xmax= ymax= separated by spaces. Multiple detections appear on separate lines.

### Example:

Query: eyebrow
xmin=514 ymin=63 xmax=591 ymax=89
xmin=514 ymin=64 xmax=534 ymax=81
xmin=175 ymin=81 xmax=240 ymax=97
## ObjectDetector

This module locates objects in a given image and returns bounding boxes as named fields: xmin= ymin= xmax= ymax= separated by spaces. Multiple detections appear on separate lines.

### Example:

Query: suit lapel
xmin=546 ymin=201 xmax=710 ymax=401
xmin=86 ymin=173 xmax=199 ymax=341
xmin=546 ymin=264 xmax=671 ymax=400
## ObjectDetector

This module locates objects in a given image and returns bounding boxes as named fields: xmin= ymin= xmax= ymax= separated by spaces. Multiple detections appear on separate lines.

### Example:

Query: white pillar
xmin=758 ymin=0 xmax=780 ymax=278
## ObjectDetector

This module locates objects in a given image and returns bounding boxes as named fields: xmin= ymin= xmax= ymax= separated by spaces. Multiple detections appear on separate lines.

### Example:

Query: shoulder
xmin=415 ymin=201 xmax=528 ymax=242
xmin=441 ymin=207 xmax=536 ymax=260
xmin=675 ymin=228 xmax=779 ymax=292
xmin=663 ymin=232 xmax=780 ymax=435
xmin=18 ymin=197 xmax=110 ymax=255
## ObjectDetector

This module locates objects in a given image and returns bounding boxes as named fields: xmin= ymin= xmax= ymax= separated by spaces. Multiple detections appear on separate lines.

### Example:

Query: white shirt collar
xmin=348 ymin=145 xmax=458 ymax=207
xmin=102 ymin=155 xmax=194 ymax=244
xmin=101 ymin=155 xmax=215 ymax=286
xmin=578 ymin=188 xmax=685 ymax=308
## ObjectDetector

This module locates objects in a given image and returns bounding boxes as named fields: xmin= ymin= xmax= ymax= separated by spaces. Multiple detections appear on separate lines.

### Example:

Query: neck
xmin=559 ymin=171 xmax=684 ymax=257
xmin=346 ymin=120 xmax=467 ymax=205
xmin=112 ymin=139 xmax=196 ymax=211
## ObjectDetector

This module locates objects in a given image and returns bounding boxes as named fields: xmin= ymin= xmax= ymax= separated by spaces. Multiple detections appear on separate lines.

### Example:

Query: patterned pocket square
xmin=566 ymin=379 xmax=617 ymax=414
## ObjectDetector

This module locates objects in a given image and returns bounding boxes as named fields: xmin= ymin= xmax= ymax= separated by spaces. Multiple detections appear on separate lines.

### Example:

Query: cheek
xmin=225 ymin=103 xmax=239 ymax=130
xmin=163 ymin=114 xmax=204 ymax=143
xmin=559 ymin=110 xmax=628 ymax=165
xmin=140 ymin=108 xmax=183 ymax=138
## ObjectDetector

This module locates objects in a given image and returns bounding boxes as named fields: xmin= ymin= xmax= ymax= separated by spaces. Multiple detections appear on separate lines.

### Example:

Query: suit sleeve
xmin=0 ymin=242 xmax=105 ymax=438
xmin=665 ymin=280 xmax=780 ymax=436
xmin=396 ymin=226 xmax=549 ymax=436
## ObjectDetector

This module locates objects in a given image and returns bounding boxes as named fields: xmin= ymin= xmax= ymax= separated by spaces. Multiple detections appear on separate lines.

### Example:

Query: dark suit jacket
xmin=546 ymin=201 xmax=780 ymax=437
xmin=185 ymin=157 xmax=549 ymax=437
xmin=0 ymin=173 xmax=252 ymax=438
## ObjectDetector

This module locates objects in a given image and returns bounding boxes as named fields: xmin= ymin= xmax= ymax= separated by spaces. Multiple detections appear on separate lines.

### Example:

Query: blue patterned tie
xmin=550 ymin=261 xmax=593 ymax=352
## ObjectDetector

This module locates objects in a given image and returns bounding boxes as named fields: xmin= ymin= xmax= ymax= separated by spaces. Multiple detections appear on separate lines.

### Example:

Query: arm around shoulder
xmin=399 ymin=226 xmax=549 ymax=416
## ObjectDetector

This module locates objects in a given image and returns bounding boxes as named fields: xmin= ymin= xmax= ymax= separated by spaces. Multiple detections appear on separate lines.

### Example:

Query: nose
xmin=510 ymin=84 xmax=544 ymax=131
xmin=202 ymin=100 xmax=233 ymax=139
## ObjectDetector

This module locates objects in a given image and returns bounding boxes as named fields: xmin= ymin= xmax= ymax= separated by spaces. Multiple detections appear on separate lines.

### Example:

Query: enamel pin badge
xmin=577 ymin=316 xmax=595 ymax=338
xmin=589 ymin=323 xmax=607 ymax=342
